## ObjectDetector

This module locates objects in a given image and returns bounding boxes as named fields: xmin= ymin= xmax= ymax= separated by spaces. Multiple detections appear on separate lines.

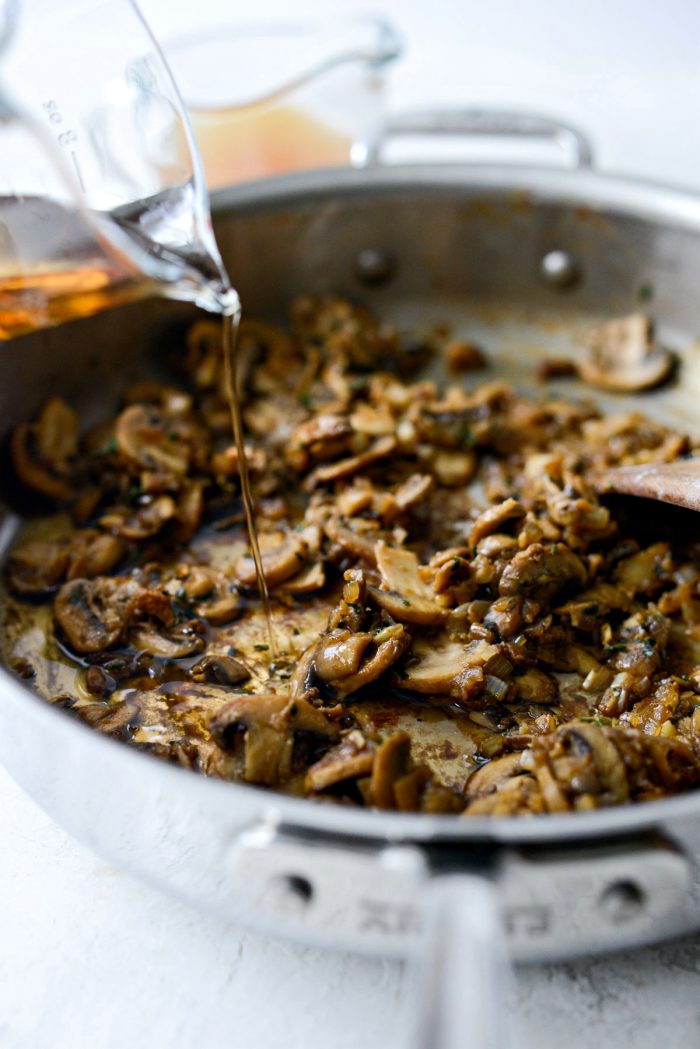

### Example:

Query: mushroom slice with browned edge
xmin=315 ymin=623 xmax=410 ymax=698
xmin=399 ymin=636 xmax=511 ymax=710
xmin=6 ymin=539 xmax=70 ymax=596
xmin=210 ymin=692 xmax=340 ymax=787
xmin=305 ymin=730 xmax=375 ymax=792
xmin=234 ymin=531 xmax=308 ymax=590
xmin=54 ymin=576 xmax=141 ymax=654
xmin=579 ymin=313 xmax=675 ymax=392
xmin=499 ymin=542 xmax=587 ymax=605
xmin=10 ymin=397 xmax=78 ymax=500
xmin=369 ymin=540 xmax=447 ymax=626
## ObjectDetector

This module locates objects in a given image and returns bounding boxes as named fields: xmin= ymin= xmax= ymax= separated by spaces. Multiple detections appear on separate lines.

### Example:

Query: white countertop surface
xmin=3 ymin=2 xmax=700 ymax=1047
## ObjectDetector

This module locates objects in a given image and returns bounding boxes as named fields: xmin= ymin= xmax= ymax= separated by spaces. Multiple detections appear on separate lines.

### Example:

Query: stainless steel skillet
xmin=2 ymin=112 xmax=700 ymax=1047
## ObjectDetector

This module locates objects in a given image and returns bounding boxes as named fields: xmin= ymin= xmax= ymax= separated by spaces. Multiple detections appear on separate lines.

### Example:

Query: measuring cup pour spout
xmin=0 ymin=0 xmax=233 ymax=337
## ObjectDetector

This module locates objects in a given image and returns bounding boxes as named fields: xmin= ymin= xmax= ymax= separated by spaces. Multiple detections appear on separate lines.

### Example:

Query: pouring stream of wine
xmin=221 ymin=302 xmax=275 ymax=653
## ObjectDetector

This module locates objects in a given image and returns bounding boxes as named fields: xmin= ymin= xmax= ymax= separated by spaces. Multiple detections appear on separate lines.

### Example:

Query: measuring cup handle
xmin=364 ymin=107 xmax=593 ymax=169
xmin=412 ymin=873 xmax=513 ymax=1049
xmin=0 ymin=0 xmax=18 ymax=55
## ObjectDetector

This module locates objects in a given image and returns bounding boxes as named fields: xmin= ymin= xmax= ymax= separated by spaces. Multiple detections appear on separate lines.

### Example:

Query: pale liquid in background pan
xmin=190 ymin=102 xmax=352 ymax=189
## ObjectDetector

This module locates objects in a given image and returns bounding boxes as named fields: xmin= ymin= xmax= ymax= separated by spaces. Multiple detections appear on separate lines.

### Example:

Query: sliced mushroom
xmin=286 ymin=413 xmax=354 ymax=470
xmin=315 ymin=630 xmax=373 ymax=681
xmin=210 ymin=443 xmax=266 ymax=479
xmin=234 ymin=531 xmax=307 ymax=589
xmin=370 ymin=541 xmax=447 ymax=626
xmin=469 ymin=498 xmax=525 ymax=546
xmin=465 ymin=774 xmax=544 ymax=816
xmin=6 ymin=538 xmax=69 ymax=595
xmin=10 ymin=396 xmax=79 ymax=500
xmin=280 ymin=562 xmax=326 ymax=594
xmin=171 ymin=481 xmax=204 ymax=544
xmin=557 ymin=581 xmax=631 ymax=631
xmin=185 ymin=319 xmax=222 ymax=390
xmin=393 ymin=473 xmax=434 ymax=513
xmin=54 ymin=576 xmax=139 ymax=653
xmin=369 ymin=586 xmax=447 ymax=626
xmin=66 ymin=531 xmax=125 ymax=580
xmin=511 ymin=667 xmax=558 ymax=704
xmin=305 ymin=730 xmax=375 ymax=792
xmin=188 ymin=569 xmax=242 ymax=625
xmin=529 ymin=720 xmax=630 ymax=807
xmin=444 ymin=340 xmax=486 ymax=374
xmin=319 ymin=624 xmax=410 ymax=698
xmin=432 ymin=449 xmax=477 ymax=487
xmin=400 ymin=637 xmax=501 ymax=697
xmin=466 ymin=753 xmax=523 ymax=796
xmin=210 ymin=691 xmax=339 ymax=786
xmin=499 ymin=542 xmax=587 ymax=604
xmin=367 ymin=731 xmax=412 ymax=809
xmin=323 ymin=517 xmax=378 ymax=564
xmin=190 ymin=654 xmax=251 ymax=685
xmin=130 ymin=621 xmax=205 ymax=659
xmin=35 ymin=397 xmax=79 ymax=466
xmin=349 ymin=403 xmax=396 ymax=437
xmin=579 ymin=313 xmax=675 ymax=392
xmin=613 ymin=542 xmax=672 ymax=597
xmin=100 ymin=496 xmax=176 ymax=541
xmin=115 ymin=404 xmax=191 ymax=476
xmin=305 ymin=435 xmax=396 ymax=490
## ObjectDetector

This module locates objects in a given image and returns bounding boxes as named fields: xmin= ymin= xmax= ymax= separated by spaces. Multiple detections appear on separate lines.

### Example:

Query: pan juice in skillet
xmin=3 ymin=294 xmax=700 ymax=817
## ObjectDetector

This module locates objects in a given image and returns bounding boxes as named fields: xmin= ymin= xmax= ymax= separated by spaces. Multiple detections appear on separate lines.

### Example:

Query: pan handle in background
xmin=412 ymin=873 xmax=513 ymax=1049
xmin=361 ymin=107 xmax=594 ymax=170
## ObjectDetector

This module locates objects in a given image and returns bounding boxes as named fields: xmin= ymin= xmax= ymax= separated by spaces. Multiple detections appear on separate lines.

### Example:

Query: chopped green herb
xmin=253 ymin=644 xmax=269 ymax=652
xmin=97 ymin=436 xmax=118 ymax=456
xmin=638 ymin=282 xmax=654 ymax=302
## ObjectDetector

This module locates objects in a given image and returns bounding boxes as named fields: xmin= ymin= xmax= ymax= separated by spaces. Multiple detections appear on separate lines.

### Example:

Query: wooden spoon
xmin=599 ymin=458 xmax=700 ymax=512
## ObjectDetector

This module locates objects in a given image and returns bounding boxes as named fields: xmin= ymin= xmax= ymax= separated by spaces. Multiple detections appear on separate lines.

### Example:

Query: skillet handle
xmin=413 ymin=873 xmax=513 ymax=1049
xmin=364 ymin=107 xmax=593 ymax=169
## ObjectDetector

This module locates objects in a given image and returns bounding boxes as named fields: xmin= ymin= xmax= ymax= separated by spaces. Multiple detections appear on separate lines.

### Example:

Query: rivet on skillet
xmin=539 ymin=249 xmax=581 ymax=289
xmin=265 ymin=873 xmax=314 ymax=915
xmin=355 ymin=248 xmax=396 ymax=287
xmin=599 ymin=879 xmax=646 ymax=923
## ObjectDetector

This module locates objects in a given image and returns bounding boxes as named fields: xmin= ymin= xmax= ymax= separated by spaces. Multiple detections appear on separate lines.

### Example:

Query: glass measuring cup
xmin=164 ymin=16 xmax=401 ymax=190
xmin=0 ymin=0 xmax=233 ymax=339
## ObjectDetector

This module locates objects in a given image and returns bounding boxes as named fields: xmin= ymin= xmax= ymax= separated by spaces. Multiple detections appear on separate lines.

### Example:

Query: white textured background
xmin=3 ymin=1 xmax=700 ymax=1047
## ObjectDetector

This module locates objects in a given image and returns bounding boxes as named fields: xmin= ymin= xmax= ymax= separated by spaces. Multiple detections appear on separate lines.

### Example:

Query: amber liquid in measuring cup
xmin=0 ymin=199 xmax=156 ymax=340
xmin=0 ymin=195 xmax=275 ymax=647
